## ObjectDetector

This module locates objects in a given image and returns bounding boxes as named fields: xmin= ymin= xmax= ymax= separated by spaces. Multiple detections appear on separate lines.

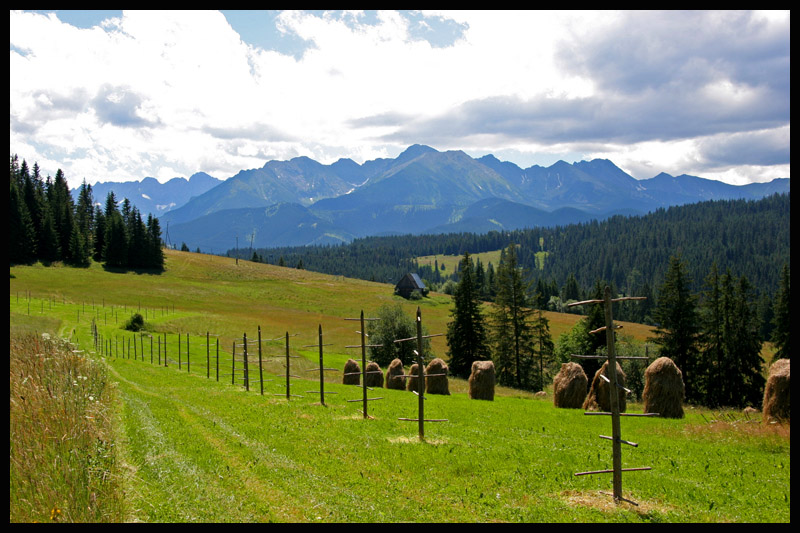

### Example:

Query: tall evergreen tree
xmin=38 ymin=208 xmax=61 ymax=263
xmin=698 ymin=262 xmax=724 ymax=405
xmin=75 ymin=179 xmax=95 ymax=257
xmin=92 ymin=205 xmax=106 ymax=262
xmin=650 ymin=254 xmax=701 ymax=403
xmin=9 ymin=179 xmax=36 ymax=264
xmin=531 ymin=309 xmax=555 ymax=392
xmin=490 ymin=243 xmax=535 ymax=389
xmin=446 ymin=252 xmax=491 ymax=378
xmin=721 ymin=274 xmax=764 ymax=408
xmin=49 ymin=169 xmax=76 ymax=263
xmin=771 ymin=263 xmax=790 ymax=360
xmin=146 ymin=214 xmax=165 ymax=270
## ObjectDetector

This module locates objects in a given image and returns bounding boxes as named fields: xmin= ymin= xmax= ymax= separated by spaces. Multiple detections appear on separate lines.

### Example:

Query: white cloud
xmin=9 ymin=10 xmax=790 ymax=189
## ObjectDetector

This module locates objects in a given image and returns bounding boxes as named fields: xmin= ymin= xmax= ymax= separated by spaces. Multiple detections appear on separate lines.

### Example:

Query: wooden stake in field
xmin=567 ymin=287 xmax=655 ymax=505
xmin=344 ymin=312 xmax=383 ymax=418
xmin=302 ymin=324 xmax=337 ymax=406
xmin=393 ymin=307 xmax=447 ymax=441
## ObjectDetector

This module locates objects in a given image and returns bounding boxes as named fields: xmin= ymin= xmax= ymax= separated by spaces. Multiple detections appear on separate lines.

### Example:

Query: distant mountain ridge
xmin=71 ymin=172 xmax=221 ymax=216
xmin=75 ymin=145 xmax=789 ymax=251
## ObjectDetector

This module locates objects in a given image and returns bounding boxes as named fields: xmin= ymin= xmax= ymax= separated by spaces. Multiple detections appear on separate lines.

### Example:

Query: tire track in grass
xmin=110 ymin=362 xmax=359 ymax=521
xmin=112 ymin=368 xmax=287 ymax=521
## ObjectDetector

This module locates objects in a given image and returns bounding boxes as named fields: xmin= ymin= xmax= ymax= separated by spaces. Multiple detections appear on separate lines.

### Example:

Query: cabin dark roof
xmin=396 ymin=273 xmax=425 ymax=290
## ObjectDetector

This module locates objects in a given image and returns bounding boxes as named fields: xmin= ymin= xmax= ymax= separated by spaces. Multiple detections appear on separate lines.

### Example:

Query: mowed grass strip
xmin=104 ymin=351 xmax=789 ymax=522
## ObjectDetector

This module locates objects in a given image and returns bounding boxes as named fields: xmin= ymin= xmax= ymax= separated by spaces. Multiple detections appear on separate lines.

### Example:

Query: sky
xmin=10 ymin=10 xmax=790 ymax=189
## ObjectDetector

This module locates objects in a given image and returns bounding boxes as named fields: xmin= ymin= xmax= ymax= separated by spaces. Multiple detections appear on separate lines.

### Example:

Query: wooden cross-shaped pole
xmin=567 ymin=288 xmax=649 ymax=505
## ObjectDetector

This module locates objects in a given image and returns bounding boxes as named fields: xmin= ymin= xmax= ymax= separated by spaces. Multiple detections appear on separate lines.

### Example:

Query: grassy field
xmin=9 ymin=250 xmax=790 ymax=522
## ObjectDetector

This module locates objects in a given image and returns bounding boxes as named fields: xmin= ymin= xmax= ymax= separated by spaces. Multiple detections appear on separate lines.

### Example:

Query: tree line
xmin=446 ymin=243 xmax=790 ymax=409
xmin=239 ymin=193 xmax=788 ymax=329
xmin=10 ymin=154 xmax=164 ymax=270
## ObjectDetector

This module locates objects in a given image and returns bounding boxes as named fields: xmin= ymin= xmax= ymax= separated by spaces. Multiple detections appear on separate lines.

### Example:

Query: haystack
xmin=763 ymin=358 xmax=790 ymax=423
xmin=385 ymin=358 xmax=406 ymax=390
xmin=364 ymin=361 xmax=384 ymax=388
xmin=468 ymin=360 xmax=495 ymax=401
xmin=342 ymin=358 xmax=361 ymax=385
xmin=406 ymin=363 xmax=425 ymax=393
xmin=552 ymin=362 xmax=588 ymax=409
xmin=425 ymin=358 xmax=450 ymax=395
xmin=583 ymin=361 xmax=627 ymax=412
xmin=642 ymin=356 xmax=684 ymax=418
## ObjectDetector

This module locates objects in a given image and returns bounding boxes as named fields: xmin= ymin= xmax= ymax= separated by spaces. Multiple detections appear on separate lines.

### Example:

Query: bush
xmin=367 ymin=303 xmax=432 ymax=366
xmin=123 ymin=313 xmax=146 ymax=332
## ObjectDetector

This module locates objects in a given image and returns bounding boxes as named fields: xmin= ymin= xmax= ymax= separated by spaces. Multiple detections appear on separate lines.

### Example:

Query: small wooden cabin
xmin=395 ymin=273 xmax=426 ymax=298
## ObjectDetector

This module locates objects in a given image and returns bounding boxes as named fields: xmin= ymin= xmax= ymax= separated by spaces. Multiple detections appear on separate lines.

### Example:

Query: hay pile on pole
xmin=364 ymin=361 xmax=384 ymax=388
xmin=468 ymin=360 xmax=495 ymax=401
xmin=763 ymin=358 xmax=790 ymax=423
xmin=385 ymin=358 xmax=406 ymax=390
xmin=553 ymin=362 xmax=588 ymax=408
xmin=406 ymin=363 xmax=424 ymax=393
xmin=343 ymin=358 xmax=360 ymax=385
xmin=425 ymin=358 xmax=450 ymax=395
xmin=642 ymin=356 xmax=684 ymax=418
xmin=583 ymin=361 xmax=627 ymax=412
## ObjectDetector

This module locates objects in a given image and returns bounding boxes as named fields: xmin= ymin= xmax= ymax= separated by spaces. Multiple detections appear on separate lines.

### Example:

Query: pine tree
xmin=93 ymin=206 xmax=106 ymax=262
xmin=490 ymin=243 xmax=536 ymax=389
xmin=446 ymin=252 xmax=491 ymax=378
xmin=9 ymin=179 xmax=36 ymax=264
xmin=67 ymin=223 xmax=90 ymax=267
xmin=38 ymin=208 xmax=61 ymax=264
xmin=103 ymin=193 xmax=127 ymax=267
xmin=146 ymin=214 xmax=164 ymax=270
xmin=650 ymin=254 xmax=701 ymax=402
xmin=771 ymin=263 xmax=790 ymax=360
xmin=698 ymin=263 xmax=723 ymax=405
xmin=531 ymin=309 xmax=555 ymax=392
xmin=75 ymin=179 xmax=95 ymax=257
xmin=722 ymin=274 xmax=764 ymax=408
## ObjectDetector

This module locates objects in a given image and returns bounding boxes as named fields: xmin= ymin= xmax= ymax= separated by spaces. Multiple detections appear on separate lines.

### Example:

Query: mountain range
xmin=73 ymin=145 xmax=789 ymax=252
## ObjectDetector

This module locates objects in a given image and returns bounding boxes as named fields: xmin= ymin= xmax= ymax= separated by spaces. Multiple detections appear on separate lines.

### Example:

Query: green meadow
xmin=9 ymin=250 xmax=790 ymax=522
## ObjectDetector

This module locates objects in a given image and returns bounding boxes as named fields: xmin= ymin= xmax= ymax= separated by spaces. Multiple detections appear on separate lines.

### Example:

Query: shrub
xmin=123 ymin=313 xmax=146 ymax=332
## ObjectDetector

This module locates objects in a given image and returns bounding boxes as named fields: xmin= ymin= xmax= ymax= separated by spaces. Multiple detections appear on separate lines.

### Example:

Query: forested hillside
xmin=239 ymin=193 xmax=789 ymax=315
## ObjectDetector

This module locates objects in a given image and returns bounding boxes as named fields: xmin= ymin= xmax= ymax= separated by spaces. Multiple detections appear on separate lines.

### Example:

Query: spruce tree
xmin=771 ymin=263 xmax=790 ymax=360
xmin=698 ymin=263 xmax=723 ymax=406
xmin=723 ymin=274 xmax=764 ymax=408
xmin=490 ymin=243 xmax=535 ymax=389
xmin=650 ymin=254 xmax=701 ymax=402
xmin=9 ymin=179 xmax=36 ymax=264
xmin=146 ymin=214 xmax=165 ymax=270
xmin=531 ymin=309 xmax=555 ymax=392
xmin=446 ymin=252 xmax=491 ymax=378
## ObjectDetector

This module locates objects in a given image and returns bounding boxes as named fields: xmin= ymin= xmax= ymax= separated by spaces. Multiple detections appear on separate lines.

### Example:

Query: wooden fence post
xmin=258 ymin=326 xmax=264 ymax=395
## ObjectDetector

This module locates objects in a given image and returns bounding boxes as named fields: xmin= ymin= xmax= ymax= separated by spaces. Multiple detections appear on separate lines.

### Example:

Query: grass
xmin=9 ymin=250 xmax=790 ymax=522
xmin=9 ymin=331 xmax=126 ymax=522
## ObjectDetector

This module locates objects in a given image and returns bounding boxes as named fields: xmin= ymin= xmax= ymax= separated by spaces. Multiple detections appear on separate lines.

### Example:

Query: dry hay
xmin=583 ymin=361 xmax=627 ymax=412
xmin=642 ymin=356 xmax=685 ymax=419
xmin=468 ymin=360 xmax=495 ymax=401
xmin=385 ymin=358 xmax=406 ymax=390
xmin=534 ymin=391 xmax=547 ymax=399
xmin=342 ymin=358 xmax=360 ymax=385
xmin=406 ymin=363 xmax=425 ymax=393
xmin=763 ymin=358 xmax=790 ymax=424
xmin=552 ymin=362 xmax=588 ymax=409
xmin=364 ymin=361 xmax=384 ymax=388
xmin=425 ymin=358 xmax=450 ymax=395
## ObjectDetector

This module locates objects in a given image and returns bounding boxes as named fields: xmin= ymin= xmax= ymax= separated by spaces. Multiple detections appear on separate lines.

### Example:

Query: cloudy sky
xmin=10 ymin=10 xmax=790 ymax=189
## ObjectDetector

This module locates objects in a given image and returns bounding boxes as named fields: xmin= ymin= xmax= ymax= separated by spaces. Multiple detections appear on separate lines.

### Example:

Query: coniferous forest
xmin=244 ymin=193 xmax=789 ymax=319
xmin=10 ymin=154 xmax=165 ymax=271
